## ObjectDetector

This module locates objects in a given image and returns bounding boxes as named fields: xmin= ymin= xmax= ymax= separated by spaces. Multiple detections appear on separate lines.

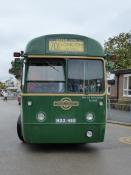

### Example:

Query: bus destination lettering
xmin=53 ymin=97 xmax=79 ymax=110
xmin=49 ymin=39 xmax=84 ymax=52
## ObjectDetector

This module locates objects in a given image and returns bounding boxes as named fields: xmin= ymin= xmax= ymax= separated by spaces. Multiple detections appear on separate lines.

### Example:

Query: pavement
xmin=107 ymin=108 xmax=131 ymax=125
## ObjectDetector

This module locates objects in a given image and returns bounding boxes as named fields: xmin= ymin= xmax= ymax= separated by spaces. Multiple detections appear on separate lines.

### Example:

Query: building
xmin=109 ymin=68 xmax=131 ymax=100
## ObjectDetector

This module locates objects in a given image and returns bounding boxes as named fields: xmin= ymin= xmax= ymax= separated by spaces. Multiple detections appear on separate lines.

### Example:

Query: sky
xmin=0 ymin=0 xmax=131 ymax=82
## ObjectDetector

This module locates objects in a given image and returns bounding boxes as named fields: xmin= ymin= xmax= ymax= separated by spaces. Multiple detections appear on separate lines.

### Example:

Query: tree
xmin=9 ymin=60 xmax=22 ymax=80
xmin=104 ymin=32 xmax=131 ymax=70
xmin=0 ymin=81 xmax=6 ymax=89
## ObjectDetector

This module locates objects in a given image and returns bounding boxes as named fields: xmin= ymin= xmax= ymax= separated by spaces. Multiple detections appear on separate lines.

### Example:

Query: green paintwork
xmin=25 ymin=34 xmax=104 ymax=57
xmin=18 ymin=34 xmax=106 ymax=143
xmin=21 ymin=95 xmax=106 ymax=143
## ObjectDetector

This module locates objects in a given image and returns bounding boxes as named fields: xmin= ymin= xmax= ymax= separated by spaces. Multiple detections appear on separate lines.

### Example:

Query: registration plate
xmin=55 ymin=118 xmax=76 ymax=124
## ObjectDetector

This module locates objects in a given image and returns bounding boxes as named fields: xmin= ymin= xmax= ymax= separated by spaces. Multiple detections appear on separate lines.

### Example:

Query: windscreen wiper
xmin=46 ymin=61 xmax=59 ymax=72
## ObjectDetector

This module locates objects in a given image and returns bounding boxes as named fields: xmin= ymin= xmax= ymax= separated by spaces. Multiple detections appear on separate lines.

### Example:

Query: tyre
xmin=17 ymin=116 xmax=24 ymax=142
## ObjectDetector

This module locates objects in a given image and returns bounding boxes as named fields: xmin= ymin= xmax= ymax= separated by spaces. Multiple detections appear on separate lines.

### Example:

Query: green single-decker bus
xmin=15 ymin=34 xmax=107 ymax=144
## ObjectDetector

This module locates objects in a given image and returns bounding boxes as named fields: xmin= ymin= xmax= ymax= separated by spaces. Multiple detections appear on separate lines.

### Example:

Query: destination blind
xmin=48 ymin=39 xmax=85 ymax=53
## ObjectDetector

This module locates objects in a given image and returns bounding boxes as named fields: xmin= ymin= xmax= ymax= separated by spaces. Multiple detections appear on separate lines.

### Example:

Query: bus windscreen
xmin=26 ymin=59 xmax=104 ymax=94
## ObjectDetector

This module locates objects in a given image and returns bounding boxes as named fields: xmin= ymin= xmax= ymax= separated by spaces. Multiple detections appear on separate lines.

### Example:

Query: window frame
xmin=25 ymin=58 xmax=105 ymax=94
xmin=25 ymin=59 xmax=66 ymax=93
xmin=123 ymin=74 xmax=131 ymax=97
xmin=67 ymin=59 xmax=105 ymax=94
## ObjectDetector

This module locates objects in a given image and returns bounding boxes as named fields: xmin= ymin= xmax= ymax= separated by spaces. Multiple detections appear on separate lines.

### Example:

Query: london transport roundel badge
xmin=53 ymin=97 xmax=79 ymax=110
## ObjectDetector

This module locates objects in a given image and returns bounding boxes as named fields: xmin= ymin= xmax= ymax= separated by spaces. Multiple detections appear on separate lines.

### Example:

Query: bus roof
xmin=25 ymin=34 xmax=104 ymax=57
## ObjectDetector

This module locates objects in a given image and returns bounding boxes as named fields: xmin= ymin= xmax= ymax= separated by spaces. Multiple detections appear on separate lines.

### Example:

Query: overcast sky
xmin=0 ymin=0 xmax=131 ymax=81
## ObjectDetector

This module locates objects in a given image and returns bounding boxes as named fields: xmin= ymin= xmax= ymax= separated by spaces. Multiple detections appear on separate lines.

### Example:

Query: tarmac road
xmin=0 ymin=98 xmax=131 ymax=175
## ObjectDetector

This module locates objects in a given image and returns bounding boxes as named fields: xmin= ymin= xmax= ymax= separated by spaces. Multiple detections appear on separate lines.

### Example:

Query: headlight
xmin=86 ymin=131 xmax=93 ymax=137
xmin=37 ymin=112 xmax=46 ymax=122
xmin=86 ymin=113 xmax=94 ymax=121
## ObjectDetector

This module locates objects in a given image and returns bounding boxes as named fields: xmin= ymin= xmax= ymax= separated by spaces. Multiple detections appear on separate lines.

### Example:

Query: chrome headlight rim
xmin=86 ymin=112 xmax=95 ymax=122
xmin=86 ymin=130 xmax=93 ymax=137
xmin=36 ymin=112 xmax=46 ymax=122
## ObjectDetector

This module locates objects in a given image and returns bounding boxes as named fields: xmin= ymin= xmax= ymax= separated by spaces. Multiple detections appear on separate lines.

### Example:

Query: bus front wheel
xmin=17 ymin=116 xmax=24 ymax=142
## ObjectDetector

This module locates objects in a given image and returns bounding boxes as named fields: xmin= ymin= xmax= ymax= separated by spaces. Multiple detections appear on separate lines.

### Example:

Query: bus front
xmin=18 ymin=34 xmax=106 ymax=143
